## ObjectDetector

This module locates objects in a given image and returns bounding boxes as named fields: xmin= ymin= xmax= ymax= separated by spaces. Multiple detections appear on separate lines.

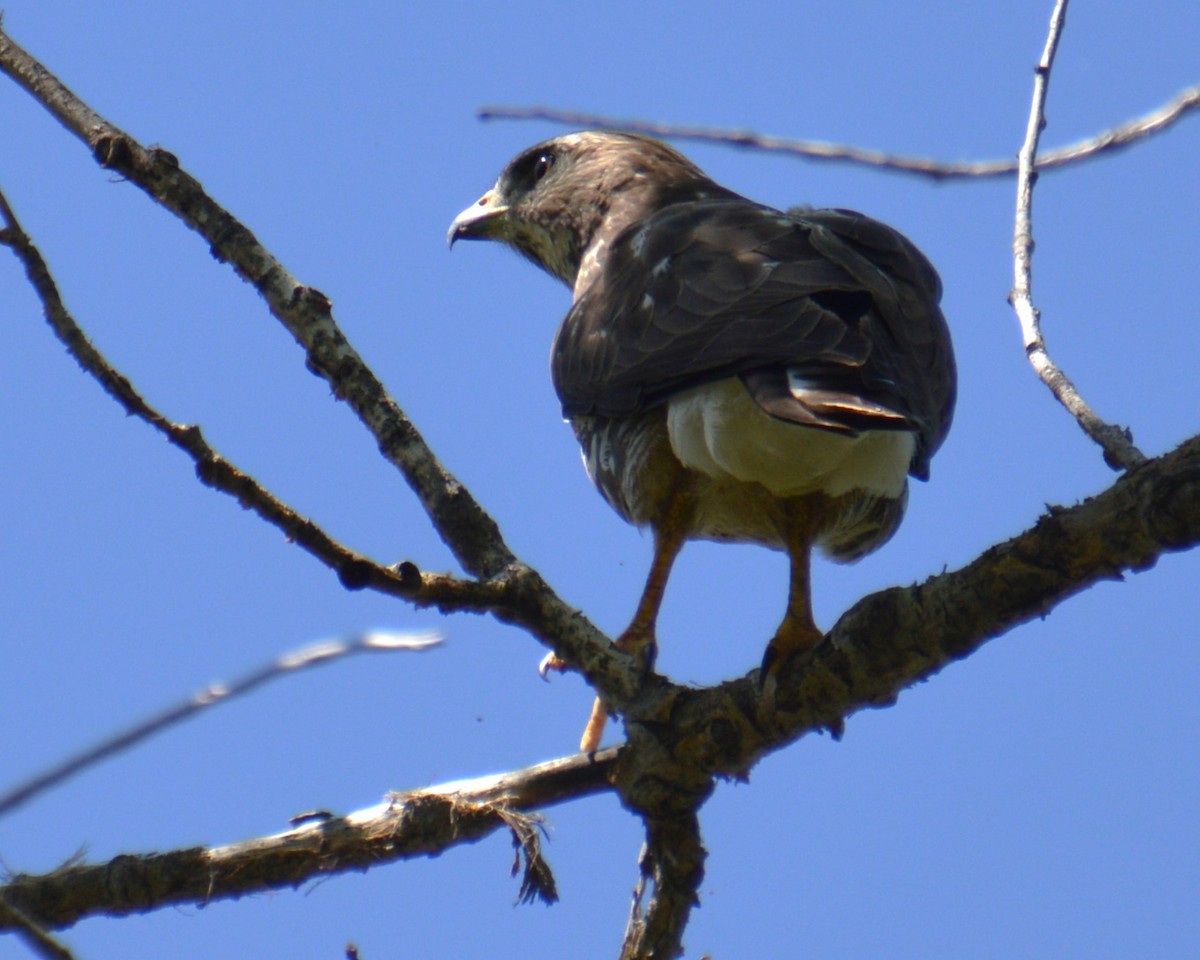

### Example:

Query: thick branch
xmin=1008 ymin=0 xmax=1145 ymax=472
xmin=479 ymin=85 xmax=1200 ymax=181
xmin=615 ymin=434 xmax=1200 ymax=784
xmin=618 ymin=817 xmax=706 ymax=960
xmin=0 ymin=749 xmax=618 ymax=932
xmin=2 ymin=432 xmax=1197 ymax=931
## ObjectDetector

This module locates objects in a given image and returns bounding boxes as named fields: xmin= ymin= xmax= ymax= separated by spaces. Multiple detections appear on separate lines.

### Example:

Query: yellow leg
xmin=578 ymin=698 xmax=609 ymax=755
xmin=762 ymin=509 xmax=824 ymax=683
xmin=579 ymin=495 xmax=692 ymax=752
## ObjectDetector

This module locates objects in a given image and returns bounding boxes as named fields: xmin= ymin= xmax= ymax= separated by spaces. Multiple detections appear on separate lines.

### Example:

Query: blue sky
xmin=2 ymin=2 xmax=1197 ymax=958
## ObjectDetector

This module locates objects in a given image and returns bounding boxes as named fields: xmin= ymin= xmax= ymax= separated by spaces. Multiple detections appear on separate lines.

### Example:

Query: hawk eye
xmin=531 ymin=152 xmax=555 ymax=184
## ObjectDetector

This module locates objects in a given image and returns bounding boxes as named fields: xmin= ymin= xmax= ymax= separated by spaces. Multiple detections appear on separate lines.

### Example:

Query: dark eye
xmin=532 ymin=152 xmax=555 ymax=184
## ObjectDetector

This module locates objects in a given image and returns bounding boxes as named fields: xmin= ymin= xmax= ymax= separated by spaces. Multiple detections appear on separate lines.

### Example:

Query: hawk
xmin=449 ymin=131 xmax=955 ymax=751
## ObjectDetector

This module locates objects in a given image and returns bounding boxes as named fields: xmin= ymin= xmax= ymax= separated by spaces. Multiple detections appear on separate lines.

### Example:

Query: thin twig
xmin=0 ymin=749 xmax=619 ymax=932
xmin=0 ymin=631 xmax=441 ymax=818
xmin=0 ymin=26 xmax=512 ymax=580
xmin=0 ymin=188 xmax=513 ymax=615
xmin=1008 ymin=0 xmax=1145 ymax=471
xmin=1036 ymin=85 xmax=1200 ymax=172
xmin=479 ymin=85 xmax=1200 ymax=181
xmin=0 ymin=896 xmax=77 ymax=960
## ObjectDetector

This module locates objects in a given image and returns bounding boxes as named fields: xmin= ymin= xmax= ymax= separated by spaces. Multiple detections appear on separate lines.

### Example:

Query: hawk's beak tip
xmin=448 ymin=192 xmax=507 ymax=249
xmin=446 ymin=215 xmax=473 ymax=249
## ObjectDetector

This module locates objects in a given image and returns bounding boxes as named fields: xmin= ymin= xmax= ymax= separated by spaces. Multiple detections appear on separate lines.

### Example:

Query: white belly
xmin=665 ymin=378 xmax=914 ymax=498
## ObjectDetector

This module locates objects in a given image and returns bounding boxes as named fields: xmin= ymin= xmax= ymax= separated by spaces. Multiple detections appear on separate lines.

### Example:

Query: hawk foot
xmin=757 ymin=618 xmax=823 ymax=730
xmin=758 ymin=620 xmax=822 ymax=688
xmin=613 ymin=624 xmax=658 ymax=675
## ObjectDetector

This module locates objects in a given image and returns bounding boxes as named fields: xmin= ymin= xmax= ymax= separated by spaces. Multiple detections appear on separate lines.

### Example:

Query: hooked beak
xmin=447 ymin=189 xmax=509 ymax=247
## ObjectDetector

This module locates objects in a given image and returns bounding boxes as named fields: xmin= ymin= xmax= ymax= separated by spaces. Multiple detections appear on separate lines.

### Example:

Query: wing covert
xmin=552 ymin=200 xmax=954 ymax=475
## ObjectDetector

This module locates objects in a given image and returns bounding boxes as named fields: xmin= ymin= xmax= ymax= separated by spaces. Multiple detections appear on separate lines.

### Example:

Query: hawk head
xmin=448 ymin=131 xmax=734 ymax=292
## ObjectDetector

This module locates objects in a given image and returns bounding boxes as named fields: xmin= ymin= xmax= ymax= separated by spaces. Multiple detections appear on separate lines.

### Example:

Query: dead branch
xmin=0 ymin=749 xmax=618 ymax=932
xmin=0 ymin=26 xmax=640 ymax=714
xmin=618 ymin=816 xmax=705 ymax=960
xmin=0 ymin=27 xmax=509 ymax=578
xmin=479 ymin=84 xmax=1200 ymax=181
xmin=0 ymin=431 xmax=1196 ymax=939
xmin=630 ymin=433 xmax=1200 ymax=782
xmin=0 ymin=188 xmax=512 ymax=616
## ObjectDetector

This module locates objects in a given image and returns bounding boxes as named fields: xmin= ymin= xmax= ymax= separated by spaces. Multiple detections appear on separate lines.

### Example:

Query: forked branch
xmin=0 ymin=25 xmax=638 ymax=713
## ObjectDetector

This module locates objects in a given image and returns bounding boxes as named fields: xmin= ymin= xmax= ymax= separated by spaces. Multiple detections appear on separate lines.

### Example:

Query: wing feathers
xmin=552 ymin=199 xmax=954 ymax=476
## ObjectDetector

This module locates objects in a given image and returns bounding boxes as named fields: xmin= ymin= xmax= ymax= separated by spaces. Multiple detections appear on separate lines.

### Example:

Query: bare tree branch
xmin=1008 ymin=0 xmax=1146 ymax=472
xmin=618 ymin=816 xmax=705 ymax=960
xmin=0 ymin=26 xmax=507 ymax=576
xmin=0 ymin=749 xmax=619 ymax=932
xmin=0 ymin=26 xmax=641 ymax=713
xmin=479 ymin=84 xmax=1200 ymax=181
xmin=622 ymin=433 xmax=1200 ymax=785
xmin=0 ymin=28 xmax=503 ymax=579
xmin=0 ymin=631 xmax=441 ymax=819
xmin=1 ymin=421 xmax=1196 ymax=940
xmin=1033 ymin=84 xmax=1200 ymax=172
xmin=0 ymin=187 xmax=517 ymax=616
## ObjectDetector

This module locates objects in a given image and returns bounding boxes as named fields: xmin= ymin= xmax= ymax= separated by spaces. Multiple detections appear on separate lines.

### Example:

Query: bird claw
xmin=758 ymin=642 xmax=780 ymax=688
xmin=755 ymin=632 xmax=803 ymax=733
xmin=759 ymin=667 xmax=779 ymax=716
xmin=537 ymin=651 xmax=568 ymax=681
xmin=753 ymin=669 xmax=787 ymax=739
xmin=756 ymin=645 xmax=783 ymax=730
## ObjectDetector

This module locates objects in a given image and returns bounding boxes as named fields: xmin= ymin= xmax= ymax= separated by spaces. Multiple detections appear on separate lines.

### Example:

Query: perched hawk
xmin=450 ymin=131 xmax=955 ymax=750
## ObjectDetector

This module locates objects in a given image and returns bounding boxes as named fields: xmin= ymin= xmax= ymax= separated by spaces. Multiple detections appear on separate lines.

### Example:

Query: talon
xmin=757 ymin=642 xmax=783 ymax=728
xmin=758 ymin=643 xmax=779 ymax=689
xmin=760 ymin=668 xmax=779 ymax=718
xmin=757 ymin=613 xmax=823 ymax=730
xmin=538 ymin=651 xmax=568 ymax=680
